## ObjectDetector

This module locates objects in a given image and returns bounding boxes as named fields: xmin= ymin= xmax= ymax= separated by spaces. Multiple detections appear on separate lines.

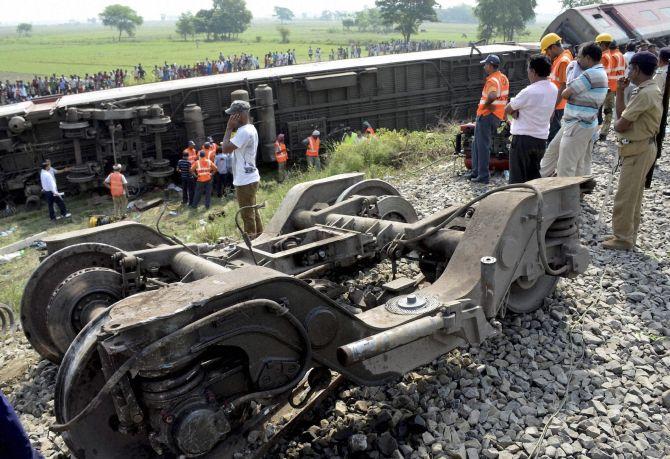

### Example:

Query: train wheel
xmin=20 ymin=243 xmax=120 ymax=363
xmin=505 ymin=275 xmax=559 ymax=314
xmin=335 ymin=179 xmax=402 ymax=203
xmin=47 ymin=268 xmax=123 ymax=356
xmin=55 ymin=313 xmax=155 ymax=459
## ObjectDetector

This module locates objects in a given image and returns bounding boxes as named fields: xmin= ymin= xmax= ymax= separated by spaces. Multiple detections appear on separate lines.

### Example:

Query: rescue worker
xmin=606 ymin=51 xmax=661 ymax=250
xmin=274 ymin=134 xmax=288 ymax=182
xmin=190 ymin=150 xmax=217 ymax=209
xmin=469 ymin=54 xmax=509 ymax=184
xmin=103 ymin=163 xmax=128 ymax=218
xmin=40 ymin=159 xmax=71 ymax=222
xmin=203 ymin=138 xmax=217 ymax=161
xmin=184 ymin=140 xmax=198 ymax=164
xmin=541 ymin=33 xmax=573 ymax=143
xmin=596 ymin=33 xmax=616 ymax=140
xmin=176 ymin=151 xmax=195 ymax=205
xmin=303 ymin=130 xmax=321 ymax=171
xmin=654 ymin=47 xmax=669 ymax=94
xmin=362 ymin=121 xmax=377 ymax=138
xmin=221 ymin=100 xmax=263 ymax=238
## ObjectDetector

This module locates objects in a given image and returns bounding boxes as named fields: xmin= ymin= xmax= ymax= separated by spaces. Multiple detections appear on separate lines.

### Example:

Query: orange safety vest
xmin=195 ymin=158 xmax=213 ymax=182
xmin=550 ymin=49 xmax=573 ymax=110
xmin=109 ymin=172 xmax=124 ymax=197
xmin=365 ymin=127 xmax=377 ymax=137
xmin=601 ymin=49 xmax=616 ymax=91
xmin=610 ymin=49 xmax=626 ymax=91
xmin=274 ymin=141 xmax=288 ymax=163
xmin=476 ymin=70 xmax=509 ymax=120
xmin=184 ymin=147 xmax=197 ymax=164
xmin=203 ymin=144 xmax=217 ymax=162
xmin=306 ymin=137 xmax=320 ymax=157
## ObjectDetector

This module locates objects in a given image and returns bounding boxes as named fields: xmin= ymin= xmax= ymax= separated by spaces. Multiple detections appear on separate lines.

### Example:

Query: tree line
xmin=16 ymin=0 xmax=603 ymax=45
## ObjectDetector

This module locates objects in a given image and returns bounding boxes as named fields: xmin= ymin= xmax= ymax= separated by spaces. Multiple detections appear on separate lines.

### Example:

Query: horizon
xmin=0 ymin=0 xmax=561 ymax=26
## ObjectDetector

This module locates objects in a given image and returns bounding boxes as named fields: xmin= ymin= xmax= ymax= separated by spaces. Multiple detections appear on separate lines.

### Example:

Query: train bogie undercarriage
xmin=20 ymin=173 xmax=593 ymax=458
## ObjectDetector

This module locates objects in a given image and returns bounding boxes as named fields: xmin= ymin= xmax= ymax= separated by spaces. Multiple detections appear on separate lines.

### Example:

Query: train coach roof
xmin=544 ymin=0 xmax=670 ymax=46
xmin=1 ymin=44 xmax=527 ymax=118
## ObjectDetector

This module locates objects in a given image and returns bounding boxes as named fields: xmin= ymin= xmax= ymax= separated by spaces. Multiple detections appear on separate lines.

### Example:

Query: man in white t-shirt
xmin=504 ymin=54 xmax=558 ymax=183
xmin=39 ymin=159 xmax=71 ymax=221
xmin=221 ymin=100 xmax=263 ymax=238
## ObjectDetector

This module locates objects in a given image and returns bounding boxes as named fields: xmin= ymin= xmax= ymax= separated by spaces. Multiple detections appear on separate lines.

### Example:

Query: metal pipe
xmin=254 ymin=85 xmax=277 ymax=163
xmin=73 ymin=138 xmax=82 ymax=165
xmin=337 ymin=313 xmax=446 ymax=366
xmin=154 ymin=132 xmax=163 ymax=160
xmin=480 ymin=256 xmax=496 ymax=315
xmin=170 ymin=251 xmax=230 ymax=280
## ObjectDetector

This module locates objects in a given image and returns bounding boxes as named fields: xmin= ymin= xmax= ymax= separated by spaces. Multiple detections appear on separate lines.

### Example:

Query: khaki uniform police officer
xmin=606 ymin=51 xmax=662 ymax=250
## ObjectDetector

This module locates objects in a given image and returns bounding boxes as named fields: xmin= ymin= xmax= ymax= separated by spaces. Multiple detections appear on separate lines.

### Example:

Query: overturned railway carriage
xmin=544 ymin=0 xmax=670 ymax=47
xmin=0 ymin=45 xmax=530 ymax=207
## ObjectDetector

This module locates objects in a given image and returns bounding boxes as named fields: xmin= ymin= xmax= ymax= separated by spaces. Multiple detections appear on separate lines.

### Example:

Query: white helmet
xmin=312 ymin=130 xmax=320 ymax=136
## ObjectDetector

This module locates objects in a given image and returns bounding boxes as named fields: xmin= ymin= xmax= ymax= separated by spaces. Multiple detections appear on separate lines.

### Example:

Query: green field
xmin=0 ymin=20 xmax=546 ymax=82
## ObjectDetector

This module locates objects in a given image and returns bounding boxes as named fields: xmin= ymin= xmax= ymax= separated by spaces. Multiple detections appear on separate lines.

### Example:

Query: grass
xmin=0 ymin=127 xmax=459 ymax=312
xmin=0 ymin=20 xmax=547 ymax=81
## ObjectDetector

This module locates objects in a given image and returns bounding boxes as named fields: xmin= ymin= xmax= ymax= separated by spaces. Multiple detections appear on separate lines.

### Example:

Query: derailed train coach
xmin=544 ymin=0 xmax=670 ymax=46
xmin=0 ymin=44 xmax=530 ymax=209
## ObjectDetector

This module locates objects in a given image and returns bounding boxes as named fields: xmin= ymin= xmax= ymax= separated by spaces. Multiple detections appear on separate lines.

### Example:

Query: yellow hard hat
xmin=540 ymin=33 xmax=562 ymax=52
xmin=595 ymin=33 xmax=613 ymax=43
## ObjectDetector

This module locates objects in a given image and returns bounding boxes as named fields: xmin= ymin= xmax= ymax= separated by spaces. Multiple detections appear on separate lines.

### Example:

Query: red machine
xmin=455 ymin=122 xmax=511 ymax=172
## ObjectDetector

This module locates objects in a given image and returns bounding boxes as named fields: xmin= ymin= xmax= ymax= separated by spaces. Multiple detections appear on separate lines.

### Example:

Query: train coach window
xmin=661 ymin=7 xmax=670 ymax=17
xmin=640 ymin=10 xmax=659 ymax=20
xmin=592 ymin=14 xmax=610 ymax=27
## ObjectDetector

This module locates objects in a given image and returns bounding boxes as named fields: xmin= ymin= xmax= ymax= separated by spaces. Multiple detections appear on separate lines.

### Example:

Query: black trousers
xmin=509 ymin=135 xmax=547 ymax=184
xmin=181 ymin=176 xmax=195 ymax=204
xmin=45 ymin=191 xmax=67 ymax=220
xmin=214 ymin=172 xmax=233 ymax=197
xmin=548 ymin=109 xmax=563 ymax=144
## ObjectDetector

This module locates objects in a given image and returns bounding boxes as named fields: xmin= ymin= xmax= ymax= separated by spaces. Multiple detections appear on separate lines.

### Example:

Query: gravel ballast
xmin=1 ymin=136 xmax=668 ymax=458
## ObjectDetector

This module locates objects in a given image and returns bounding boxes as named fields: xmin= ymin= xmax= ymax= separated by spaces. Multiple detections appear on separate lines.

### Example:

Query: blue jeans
xmin=471 ymin=114 xmax=501 ymax=181
xmin=191 ymin=180 xmax=212 ymax=209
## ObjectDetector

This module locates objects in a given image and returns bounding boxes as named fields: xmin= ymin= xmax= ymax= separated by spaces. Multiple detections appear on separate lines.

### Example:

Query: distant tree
xmin=87 ymin=17 xmax=98 ymax=25
xmin=176 ymin=12 xmax=195 ymax=41
xmin=211 ymin=0 xmax=252 ymax=39
xmin=16 ymin=23 xmax=32 ymax=36
xmin=474 ymin=0 xmax=536 ymax=42
xmin=160 ymin=14 xmax=167 ymax=21
xmin=320 ymin=10 xmax=334 ymax=21
xmin=99 ymin=4 xmax=143 ymax=41
xmin=342 ymin=18 xmax=355 ymax=31
xmin=278 ymin=26 xmax=290 ymax=43
xmin=497 ymin=0 xmax=536 ymax=41
xmin=375 ymin=0 xmax=438 ymax=43
xmin=435 ymin=5 xmax=477 ymax=24
xmin=561 ymin=0 xmax=602 ymax=8
xmin=355 ymin=8 xmax=388 ymax=33
xmin=193 ymin=9 xmax=214 ymax=40
xmin=273 ymin=6 xmax=294 ymax=24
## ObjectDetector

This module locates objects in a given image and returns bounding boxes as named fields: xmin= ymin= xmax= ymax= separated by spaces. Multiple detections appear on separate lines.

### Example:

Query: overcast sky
xmin=1 ymin=0 xmax=562 ymax=24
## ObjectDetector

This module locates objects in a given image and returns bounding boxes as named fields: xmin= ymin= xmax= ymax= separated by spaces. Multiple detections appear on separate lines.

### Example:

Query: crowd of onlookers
xmin=1 ymin=40 xmax=458 ymax=105
xmin=1 ymin=70 xmax=129 ymax=104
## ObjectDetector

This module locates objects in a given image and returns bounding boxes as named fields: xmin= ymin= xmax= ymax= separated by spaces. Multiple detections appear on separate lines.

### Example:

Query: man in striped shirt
xmin=540 ymin=42 xmax=608 ymax=178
